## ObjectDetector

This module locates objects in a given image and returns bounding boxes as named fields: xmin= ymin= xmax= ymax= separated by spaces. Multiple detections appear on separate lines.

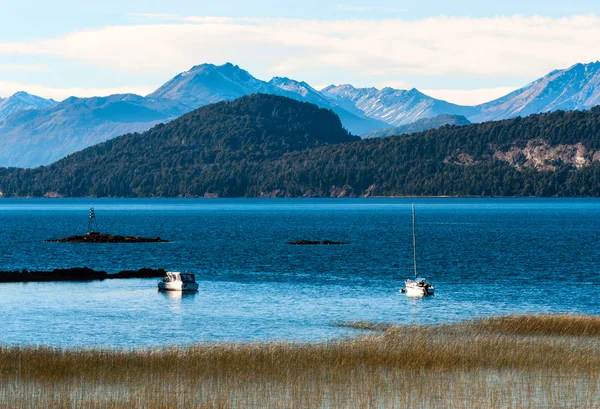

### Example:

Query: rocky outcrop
xmin=46 ymin=233 xmax=168 ymax=243
xmin=0 ymin=268 xmax=167 ymax=283
xmin=494 ymin=139 xmax=598 ymax=171
xmin=286 ymin=240 xmax=350 ymax=245
xmin=444 ymin=151 xmax=480 ymax=166
xmin=444 ymin=139 xmax=600 ymax=172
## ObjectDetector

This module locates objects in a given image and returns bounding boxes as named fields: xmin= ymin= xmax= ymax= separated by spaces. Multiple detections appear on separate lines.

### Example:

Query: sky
xmin=1 ymin=0 xmax=600 ymax=105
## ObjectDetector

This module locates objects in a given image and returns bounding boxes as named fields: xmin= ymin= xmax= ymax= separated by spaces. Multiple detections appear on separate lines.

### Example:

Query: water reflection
xmin=159 ymin=290 xmax=198 ymax=301
xmin=402 ymin=293 xmax=437 ymax=320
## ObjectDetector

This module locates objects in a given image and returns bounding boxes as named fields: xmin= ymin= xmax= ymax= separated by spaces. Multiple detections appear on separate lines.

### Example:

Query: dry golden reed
xmin=1 ymin=314 xmax=599 ymax=408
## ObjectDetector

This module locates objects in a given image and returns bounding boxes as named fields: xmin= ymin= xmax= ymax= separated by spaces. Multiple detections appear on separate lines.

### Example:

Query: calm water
xmin=0 ymin=198 xmax=599 ymax=347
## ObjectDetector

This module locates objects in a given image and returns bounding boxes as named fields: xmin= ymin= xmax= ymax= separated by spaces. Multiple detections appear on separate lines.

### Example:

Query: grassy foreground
xmin=1 ymin=315 xmax=600 ymax=409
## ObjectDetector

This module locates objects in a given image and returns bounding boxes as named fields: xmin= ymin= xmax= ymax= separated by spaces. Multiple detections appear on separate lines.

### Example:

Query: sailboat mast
xmin=412 ymin=204 xmax=417 ymax=279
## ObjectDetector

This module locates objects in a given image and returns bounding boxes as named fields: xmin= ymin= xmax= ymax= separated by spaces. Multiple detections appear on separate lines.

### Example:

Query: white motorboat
xmin=158 ymin=271 xmax=199 ymax=292
xmin=400 ymin=204 xmax=435 ymax=296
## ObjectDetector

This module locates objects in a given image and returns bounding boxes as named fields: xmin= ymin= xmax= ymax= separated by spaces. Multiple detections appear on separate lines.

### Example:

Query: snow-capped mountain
xmin=322 ymin=85 xmax=478 ymax=127
xmin=149 ymin=64 xmax=388 ymax=135
xmin=148 ymin=63 xmax=271 ymax=107
xmin=3 ymin=61 xmax=600 ymax=169
xmin=267 ymin=77 xmax=388 ymax=134
xmin=473 ymin=62 xmax=600 ymax=122
xmin=0 ymin=63 xmax=386 ymax=167
xmin=269 ymin=77 xmax=331 ymax=104
xmin=0 ymin=91 xmax=57 ymax=121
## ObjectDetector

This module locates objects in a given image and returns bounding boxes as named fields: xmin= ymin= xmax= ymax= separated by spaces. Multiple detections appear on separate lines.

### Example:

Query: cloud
xmin=127 ymin=14 xmax=250 ymax=25
xmin=0 ymin=81 xmax=156 ymax=100
xmin=0 ymin=14 xmax=599 ymax=85
xmin=0 ymin=64 xmax=47 ymax=72
xmin=422 ymin=87 xmax=520 ymax=105
xmin=334 ymin=4 xmax=408 ymax=13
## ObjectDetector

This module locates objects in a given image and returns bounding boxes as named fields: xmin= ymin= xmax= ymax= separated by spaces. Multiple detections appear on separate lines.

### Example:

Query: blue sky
xmin=1 ymin=0 xmax=600 ymax=104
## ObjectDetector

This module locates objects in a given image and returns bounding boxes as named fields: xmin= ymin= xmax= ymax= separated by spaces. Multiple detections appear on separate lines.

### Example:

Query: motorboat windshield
xmin=162 ymin=272 xmax=196 ymax=283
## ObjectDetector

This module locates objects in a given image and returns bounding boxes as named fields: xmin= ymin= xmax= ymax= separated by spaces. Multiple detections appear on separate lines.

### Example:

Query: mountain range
xmin=1 ymin=61 xmax=600 ymax=168
xmin=3 ymin=94 xmax=600 ymax=198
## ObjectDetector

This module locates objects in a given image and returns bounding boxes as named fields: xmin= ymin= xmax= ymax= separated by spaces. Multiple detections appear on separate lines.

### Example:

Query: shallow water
xmin=0 ymin=198 xmax=599 ymax=347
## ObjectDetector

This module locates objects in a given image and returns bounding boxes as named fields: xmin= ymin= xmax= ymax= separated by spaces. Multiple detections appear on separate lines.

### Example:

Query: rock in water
xmin=0 ymin=268 xmax=167 ymax=283
xmin=286 ymin=240 xmax=350 ymax=245
xmin=45 ymin=232 xmax=168 ymax=243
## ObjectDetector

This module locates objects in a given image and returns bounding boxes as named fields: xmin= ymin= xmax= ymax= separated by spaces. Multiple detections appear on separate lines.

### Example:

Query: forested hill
xmin=2 ymin=98 xmax=600 ymax=198
xmin=0 ymin=94 xmax=358 ymax=197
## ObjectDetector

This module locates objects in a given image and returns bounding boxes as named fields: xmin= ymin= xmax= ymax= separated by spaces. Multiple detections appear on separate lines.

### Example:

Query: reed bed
xmin=1 ymin=314 xmax=600 ymax=408
xmin=473 ymin=314 xmax=600 ymax=336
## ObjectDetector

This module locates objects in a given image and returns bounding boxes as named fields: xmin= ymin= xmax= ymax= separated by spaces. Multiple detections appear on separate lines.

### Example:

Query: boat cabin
xmin=162 ymin=272 xmax=196 ymax=283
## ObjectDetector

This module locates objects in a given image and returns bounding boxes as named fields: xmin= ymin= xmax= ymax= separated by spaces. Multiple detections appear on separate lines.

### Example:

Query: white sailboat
xmin=401 ymin=204 xmax=435 ymax=296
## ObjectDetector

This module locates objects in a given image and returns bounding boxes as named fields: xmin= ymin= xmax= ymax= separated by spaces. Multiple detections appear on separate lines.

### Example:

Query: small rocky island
xmin=286 ymin=240 xmax=350 ymax=245
xmin=46 ymin=207 xmax=168 ymax=243
xmin=46 ymin=232 xmax=168 ymax=243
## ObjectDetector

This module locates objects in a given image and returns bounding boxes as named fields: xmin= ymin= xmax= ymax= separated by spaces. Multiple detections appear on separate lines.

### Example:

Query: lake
xmin=0 ymin=198 xmax=599 ymax=347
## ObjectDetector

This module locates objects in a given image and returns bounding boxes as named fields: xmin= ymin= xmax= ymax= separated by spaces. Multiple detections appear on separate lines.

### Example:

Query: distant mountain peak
xmin=187 ymin=62 xmax=216 ymax=70
xmin=323 ymin=83 xmax=476 ymax=126
xmin=473 ymin=61 xmax=600 ymax=122
xmin=0 ymin=91 xmax=57 ymax=122
xmin=7 ymin=90 xmax=55 ymax=103
xmin=322 ymin=84 xmax=357 ymax=93
xmin=269 ymin=77 xmax=319 ymax=98
xmin=147 ymin=62 xmax=270 ymax=105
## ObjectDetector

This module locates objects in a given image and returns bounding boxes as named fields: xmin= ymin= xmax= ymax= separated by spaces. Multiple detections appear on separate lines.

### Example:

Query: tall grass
xmin=1 ymin=315 xmax=599 ymax=408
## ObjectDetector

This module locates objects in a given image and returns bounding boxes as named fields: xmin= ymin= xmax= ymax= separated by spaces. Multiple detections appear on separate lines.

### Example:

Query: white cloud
xmin=0 ymin=64 xmax=47 ymax=72
xmin=422 ymin=87 xmax=520 ymax=105
xmin=0 ymin=14 xmax=599 ymax=89
xmin=127 ymin=14 xmax=250 ymax=25
xmin=0 ymin=81 xmax=156 ymax=100
xmin=334 ymin=4 xmax=408 ymax=13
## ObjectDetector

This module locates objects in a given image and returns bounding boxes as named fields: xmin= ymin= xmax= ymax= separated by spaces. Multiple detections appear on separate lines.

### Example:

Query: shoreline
xmin=1 ymin=196 xmax=600 ymax=199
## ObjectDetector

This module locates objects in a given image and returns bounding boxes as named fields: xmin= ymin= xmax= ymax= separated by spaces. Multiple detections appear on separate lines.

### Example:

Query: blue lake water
xmin=0 ymin=198 xmax=599 ymax=347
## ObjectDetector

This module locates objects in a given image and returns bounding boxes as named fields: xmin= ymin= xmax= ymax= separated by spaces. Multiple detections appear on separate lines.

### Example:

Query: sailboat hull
xmin=403 ymin=286 xmax=435 ymax=296
xmin=402 ymin=279 xmax=435 ymax=296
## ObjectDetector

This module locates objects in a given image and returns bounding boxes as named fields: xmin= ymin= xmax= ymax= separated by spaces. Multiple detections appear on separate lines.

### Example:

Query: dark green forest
xmin=2 ymin=94 xmax=600 ymax=197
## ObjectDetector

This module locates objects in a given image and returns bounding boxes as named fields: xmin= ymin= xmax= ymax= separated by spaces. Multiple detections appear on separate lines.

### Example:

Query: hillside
xmin=0 ymin=95 xmax=357 ymax=197
xmin=0 ymin=93 xmax=189 ymax=167
xmin=1 ymin=97 xmax=600 ymax=198
xmin=265 ymin=107 xmax=600 ymax=198
xmin=362 ymin=114 xmax=471 ymax=139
